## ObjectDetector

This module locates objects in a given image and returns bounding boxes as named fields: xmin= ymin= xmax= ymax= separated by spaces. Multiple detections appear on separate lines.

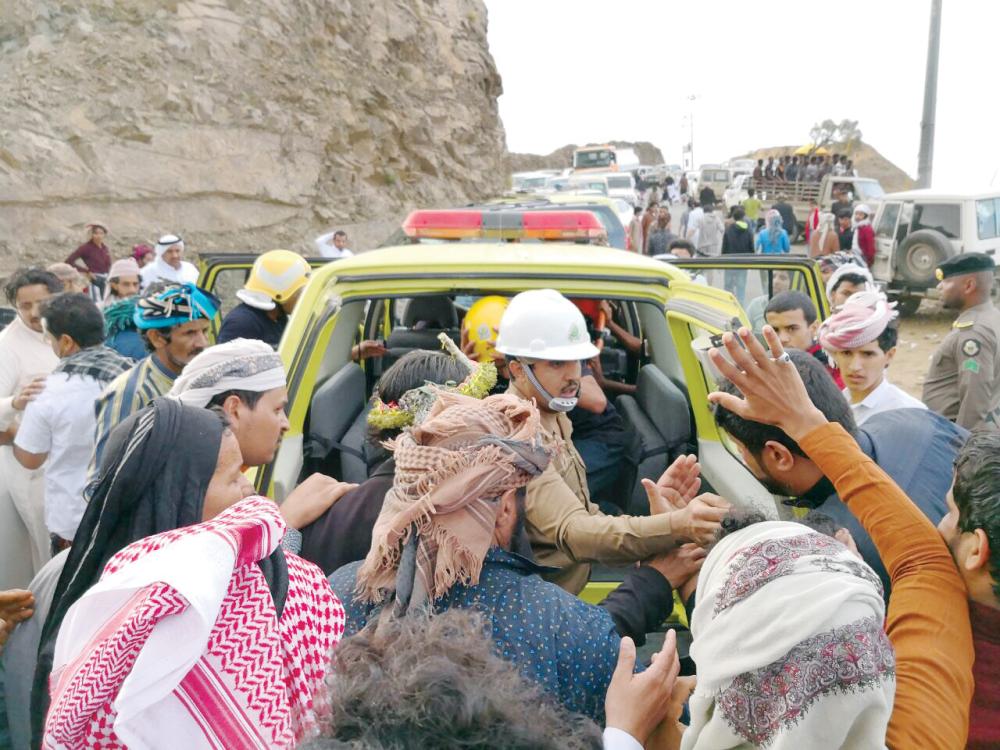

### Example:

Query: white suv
xmin=873 ymin=189 xmax=1000 ymax=314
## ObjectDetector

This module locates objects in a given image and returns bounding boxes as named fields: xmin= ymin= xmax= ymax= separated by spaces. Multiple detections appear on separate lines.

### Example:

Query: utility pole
xmin=917 ymin=0 xmax=942 ymax=188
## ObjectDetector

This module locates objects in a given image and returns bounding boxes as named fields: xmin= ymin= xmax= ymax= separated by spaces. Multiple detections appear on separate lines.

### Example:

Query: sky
xmin=484 ymin=0 xmax=998 ymax=190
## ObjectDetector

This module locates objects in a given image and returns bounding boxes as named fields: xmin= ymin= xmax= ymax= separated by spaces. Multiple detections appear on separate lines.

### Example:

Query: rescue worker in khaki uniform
xmin=495 ymin=289 xmax=730 ymax=593
xmin=922 ymin=252 xmax=1000 ymax=430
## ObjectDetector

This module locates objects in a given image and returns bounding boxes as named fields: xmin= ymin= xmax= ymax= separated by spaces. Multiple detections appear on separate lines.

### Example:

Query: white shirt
xmin=0 ymin=316 xmax=59 ymax=429
xmin=314 ymin=231 xmax=355 ymax=259
xmin=686 ymin=207 xmax=705 ymax=246
xmin=140 ymin=258 xmax=199 ymax=290
xmin=603 ymin=727 xmax=642 ymax=750
xmin=14 ymin=371 xmax=104 ymax=539
xmin=844 ymin=377 xmax=927 ymax=425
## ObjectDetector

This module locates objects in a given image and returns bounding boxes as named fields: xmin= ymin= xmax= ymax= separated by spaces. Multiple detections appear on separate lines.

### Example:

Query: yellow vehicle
xmin=253 ymin=243 xmax=794 ymax=609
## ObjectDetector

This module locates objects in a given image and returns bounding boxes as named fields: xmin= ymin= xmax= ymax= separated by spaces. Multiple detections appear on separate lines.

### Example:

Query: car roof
xmin=309 ymin=243 xmax=687 ymax=291
xmin=880 ymin=188 xmax=1000 ymax=201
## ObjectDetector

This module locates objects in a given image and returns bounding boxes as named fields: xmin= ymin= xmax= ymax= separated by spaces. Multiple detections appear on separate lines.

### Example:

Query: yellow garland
xmin=457 ymin=361 xmax=498 ymax=399
xmin=366 ymin=399 xmax=415 ymax=430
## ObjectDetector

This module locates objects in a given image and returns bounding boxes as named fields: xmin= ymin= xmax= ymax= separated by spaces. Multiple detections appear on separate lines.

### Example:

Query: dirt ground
xmin=886 ymin=299 xmax=951 ymax=397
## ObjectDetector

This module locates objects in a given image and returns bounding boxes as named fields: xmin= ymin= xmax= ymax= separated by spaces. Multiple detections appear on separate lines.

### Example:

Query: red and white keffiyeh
xmin=43 ymin=496 xmax=344 ymax=750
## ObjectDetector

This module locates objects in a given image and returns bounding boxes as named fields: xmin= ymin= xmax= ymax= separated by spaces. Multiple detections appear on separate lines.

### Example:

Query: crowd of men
xmin=0 ymin=217 xmax=998 ymax=749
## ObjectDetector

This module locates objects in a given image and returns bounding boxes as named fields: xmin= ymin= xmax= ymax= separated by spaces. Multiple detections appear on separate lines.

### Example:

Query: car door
xmin=196 ymin=253 xmax=330 ymax=340
xmin=664 ymin=256 xmax=831 ymax=324
xmin=661 ymin=280 xmax=784 ymax=524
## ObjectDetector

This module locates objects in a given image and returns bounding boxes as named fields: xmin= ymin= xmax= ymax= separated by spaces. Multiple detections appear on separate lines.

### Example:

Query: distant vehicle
xmin=602 ymin=172 xmax=639 ymax=206
xmin=572 ymin=145 xmax=639 ymax=174
xmin=697 ymin=168 xmax=732 ymax=201
xmin=565 ymin=175 xmax=610 ymax=195
xmin=725 ymin=158 xmax=757 ymax=175
xmin=736 ymin=175 xmax=886 ymax=238
xmin=511 ymin=171 xmax=556 ymax=192
xmin=872 ymin=188 xmax=1000 ymax=314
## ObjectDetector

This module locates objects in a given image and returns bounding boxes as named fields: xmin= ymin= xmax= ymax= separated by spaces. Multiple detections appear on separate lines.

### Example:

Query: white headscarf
xmin=154 ymin=234 xmax=184 ymax=259
xmin=168 ymin=338 xmax=286 ymax=407
xmin=141 ymin=233 xmax=199 ymax=289
xmin=682 ymin=521 xmax=895 ymax=750
xmin=825 ymin=262 xmax=874 ymax=301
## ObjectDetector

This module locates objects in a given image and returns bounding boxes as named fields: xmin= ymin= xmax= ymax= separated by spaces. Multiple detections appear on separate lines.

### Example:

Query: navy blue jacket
xmin=330 ymin=547 xmax=626 ymax=722
xmin=217 ymin=303 xmax=285 ymax=348
xmin=800 ymin=408 xmax=967 ymax=595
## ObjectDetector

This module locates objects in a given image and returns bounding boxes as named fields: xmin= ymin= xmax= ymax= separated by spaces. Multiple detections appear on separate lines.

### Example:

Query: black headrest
xmin=402 ymin=296 xmax=458 ymax=329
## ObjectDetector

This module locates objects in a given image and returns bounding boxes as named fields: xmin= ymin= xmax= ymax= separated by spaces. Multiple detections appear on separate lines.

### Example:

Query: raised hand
xmin=706 ymin=326 xmax=827 ymax=442
xmin=605 ymin=630 xmax=680 ymax=747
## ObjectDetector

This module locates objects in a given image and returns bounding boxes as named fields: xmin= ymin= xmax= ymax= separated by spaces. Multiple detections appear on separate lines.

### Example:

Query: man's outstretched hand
xmin=706 ymin=326 xmax=827 ymax=443
xmin=642 ymin=454 xmax=702 ymax=514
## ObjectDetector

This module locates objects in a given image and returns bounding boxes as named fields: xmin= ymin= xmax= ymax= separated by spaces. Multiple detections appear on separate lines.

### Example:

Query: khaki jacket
xmin=509 ymin=381 xmax=680 ymax=594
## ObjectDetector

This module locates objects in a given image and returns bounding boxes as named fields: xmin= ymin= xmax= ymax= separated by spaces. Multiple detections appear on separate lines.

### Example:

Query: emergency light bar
xmin=402 ymin=209 xmax=607 ymax=242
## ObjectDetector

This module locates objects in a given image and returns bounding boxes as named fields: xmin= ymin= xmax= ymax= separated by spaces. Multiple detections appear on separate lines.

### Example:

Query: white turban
xmin=169 ymin=338 xmax=286 ymax=408
xmin=155 ymin=234 xmax=184 ymax=259
xmin=854 ymin=203 xmax=872 ymax=217
xmin=825 ymin=262 xmax=874 ymax=300
xmin=683 ymin=521 xmax=894 ymax=750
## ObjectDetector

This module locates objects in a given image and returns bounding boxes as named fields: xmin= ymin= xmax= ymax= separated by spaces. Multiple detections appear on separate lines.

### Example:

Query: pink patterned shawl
xmin=43 ymin=496 xmax=344 ymax=750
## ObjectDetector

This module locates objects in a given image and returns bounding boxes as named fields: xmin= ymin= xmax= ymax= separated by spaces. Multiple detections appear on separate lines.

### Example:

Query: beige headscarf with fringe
xmin=355 ymin=390 xmax=551 ymax=609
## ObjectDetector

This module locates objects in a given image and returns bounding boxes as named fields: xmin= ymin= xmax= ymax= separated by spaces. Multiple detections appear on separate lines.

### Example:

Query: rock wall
xmin=0 ymin=0 xmax=507 ymax=270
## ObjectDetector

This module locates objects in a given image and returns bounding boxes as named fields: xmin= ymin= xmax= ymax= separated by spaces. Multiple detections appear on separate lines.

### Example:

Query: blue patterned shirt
xmin=329 ymin=547 xmax=621 ymax=721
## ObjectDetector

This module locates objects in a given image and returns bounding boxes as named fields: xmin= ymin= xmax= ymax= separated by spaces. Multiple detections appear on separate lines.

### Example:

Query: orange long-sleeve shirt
xmin=800 ymin=423 xmax=974 ymax=750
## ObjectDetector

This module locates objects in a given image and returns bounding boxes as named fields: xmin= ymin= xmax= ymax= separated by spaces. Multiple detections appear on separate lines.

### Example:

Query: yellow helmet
xmin=462 ymin=296 xmax=509 ymax=363
xmin=236 ymin=250 xmax=311 ymax=311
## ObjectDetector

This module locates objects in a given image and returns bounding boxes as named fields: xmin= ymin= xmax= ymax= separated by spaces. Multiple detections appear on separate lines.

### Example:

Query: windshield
xmin=703 ymin=170 xmax=729 ymax=183
xmin=515 ymin=177 xmax=547 ymax=190
xmin=607 ymin=176 xmax=632 ymax=189
xmin=575 ymin=150 xmax=614 ymax=168
xmin=855 ymin=181 xmax=885 ymax=200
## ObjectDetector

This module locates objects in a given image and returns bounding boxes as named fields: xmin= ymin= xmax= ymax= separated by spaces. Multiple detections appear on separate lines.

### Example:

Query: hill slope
xmin=0 ymin=0 xmax=507 ymax=267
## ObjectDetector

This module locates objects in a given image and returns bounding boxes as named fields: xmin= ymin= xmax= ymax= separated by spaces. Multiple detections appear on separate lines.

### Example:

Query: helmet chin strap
xmin=522 ymin=362 xmax=578 ymax=413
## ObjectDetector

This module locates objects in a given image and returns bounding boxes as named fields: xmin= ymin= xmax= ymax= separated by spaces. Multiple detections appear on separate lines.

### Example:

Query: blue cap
xmin=134 ymin=283 xmax=220 ymax=330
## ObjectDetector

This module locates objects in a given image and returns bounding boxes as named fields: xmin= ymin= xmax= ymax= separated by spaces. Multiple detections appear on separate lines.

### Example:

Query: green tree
xmin=807 ymin=119 xmax=863 ymax=155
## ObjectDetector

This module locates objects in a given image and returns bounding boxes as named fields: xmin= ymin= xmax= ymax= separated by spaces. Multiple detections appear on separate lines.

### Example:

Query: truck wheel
xmin=897 ymin=230 xmax=952 ymax=285
xmin=894 ymin=295 xmax=922 ymax=316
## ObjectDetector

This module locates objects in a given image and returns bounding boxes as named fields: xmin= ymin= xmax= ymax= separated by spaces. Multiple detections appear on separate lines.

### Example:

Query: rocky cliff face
xmin=0 ymin=0 xmax=506 ymax=269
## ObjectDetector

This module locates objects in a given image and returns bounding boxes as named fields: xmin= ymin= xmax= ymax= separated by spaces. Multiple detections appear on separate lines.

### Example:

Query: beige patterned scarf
xmin=355 ymin=390 xmax=550 ymax=609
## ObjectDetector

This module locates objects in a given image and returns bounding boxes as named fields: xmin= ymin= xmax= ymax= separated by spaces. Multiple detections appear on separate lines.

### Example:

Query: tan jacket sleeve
xmin=525 ymin=463 xmax=679 ymax=565
xmin=956 ymin=329 xmax=998 ymax=429
xmin=800 ymin=423 xmax=973 ymax=750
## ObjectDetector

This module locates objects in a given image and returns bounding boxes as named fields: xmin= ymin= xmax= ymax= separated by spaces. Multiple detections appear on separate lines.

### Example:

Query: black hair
xmin=747 ymin=187 xmax=755 ymax=197
xmin=830 ymin=272 xmax=869 ymax=295
xmin=633 ymin=206 xmax=641 ymax=215
xmin=875 ymin=324 xmax=898 ymax=353
xmin=207 ymin=389 xmax=267 ymax=411
xmin=732 ymin=206 xmax=746 ymax=222
xmin=665 ymin=176 xmax=674 ymax=185
xmin=367 ymin=350 xmax=469 ymax=451
xmin=953 ymin=430 xmax=1000 ymax=600
xmin=714 ymin=349 xmax=856 ymax=458
xmin=837 ymin=208 xmax=852 ymax=220
xmin=40 ymin=293 xmax=105 ymax=348
xmin=667 ymin=238 xmax=696 ymax=254
xmin=140 ymin=327 xmax=176 ymax=354
xmin=799 ymin=510 xmax=841 ymax=537
xmin=765 ymin=290 xmax=818 ymax=326
xmin=717 ymin=508 xmax=769 ymax=540
xmin=333 ymin=230 xmax=347 ymax=239
xmin=5 ymin=268 xmax=63 ymax=305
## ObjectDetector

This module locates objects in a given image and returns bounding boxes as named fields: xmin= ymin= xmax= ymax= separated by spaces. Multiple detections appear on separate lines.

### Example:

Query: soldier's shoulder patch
xmin=962 ymin=339 xmax=982 ymax=357
xmin=963 ymin=358 xmax=981 ymax=374
xmin=954 ymin=320 xmax=975 ymax=329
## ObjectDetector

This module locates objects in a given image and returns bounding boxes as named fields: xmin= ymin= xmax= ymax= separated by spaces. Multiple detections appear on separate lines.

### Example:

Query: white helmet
xmin=495 ymin=289 xmax=600 ymax=361
xmin=495 ymin=289 xmax=599 ymax=413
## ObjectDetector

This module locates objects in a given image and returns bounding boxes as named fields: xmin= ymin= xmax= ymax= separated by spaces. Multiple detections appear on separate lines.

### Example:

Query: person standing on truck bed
xmin=923 ymin=252 xmax=1000 ymax=431
xmin=804 ymin=156 xmax=819 ymax=182
xmin=752 ymin=159 xmax=763 ymax=180
xmin=785 ymin=155 xmax=800 ymax=182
